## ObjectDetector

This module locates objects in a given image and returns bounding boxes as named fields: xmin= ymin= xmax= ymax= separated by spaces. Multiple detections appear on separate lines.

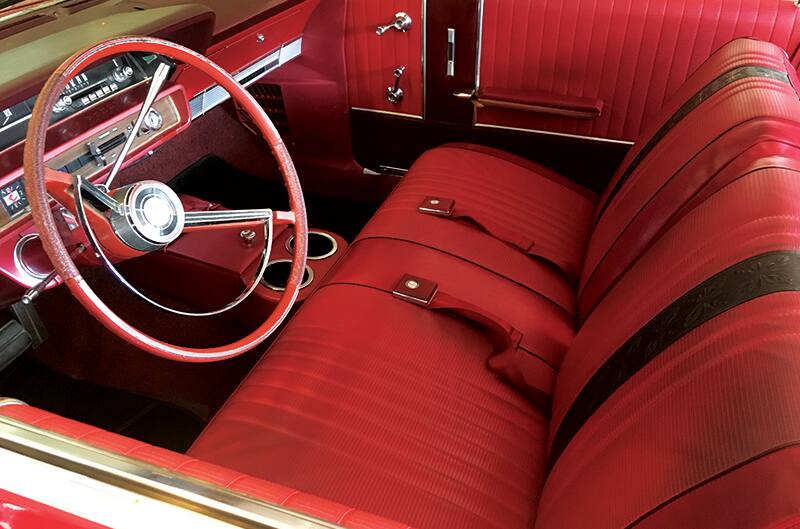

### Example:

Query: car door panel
xmin=476 ymin=0 xmax=800 ymax=142
xmin=344 ymin=0 xmax=424 ymax=117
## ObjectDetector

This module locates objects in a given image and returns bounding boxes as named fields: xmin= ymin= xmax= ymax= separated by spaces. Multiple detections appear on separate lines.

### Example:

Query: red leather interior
xmin=190 ymin=283 xmax=550 ymax=529
xmin=5 ymin=37 xmax=800 ymax=529
xmin=344 ymin=0 xmax=424 ymax=116
xmin=191 ymin=38 xmax=800 ymax=529
xmin=357 ymin=143 xmax=597 ymax=286
xmin=0 ymin=404 xmax=412 ymax=529
xmin=477 ymin=0 xmax=800 ymax=141
xmin=539 ymin=169 xmax=800 ymax=529
xmin=578 ymin=38 xmax=800 ymax=320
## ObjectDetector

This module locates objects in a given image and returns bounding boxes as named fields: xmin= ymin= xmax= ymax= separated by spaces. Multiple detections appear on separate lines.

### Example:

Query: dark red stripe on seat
xmin=549 ymin=250 xmax=800 ymax=469
xmin=596 ymin=65 xmax=791 ymax=221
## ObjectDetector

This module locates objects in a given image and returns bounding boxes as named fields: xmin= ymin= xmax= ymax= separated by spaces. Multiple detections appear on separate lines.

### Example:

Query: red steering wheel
xmin=23 ymin=36 xmax=308 ymax=362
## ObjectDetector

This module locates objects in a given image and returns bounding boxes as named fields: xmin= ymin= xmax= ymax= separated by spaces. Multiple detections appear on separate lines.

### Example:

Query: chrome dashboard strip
xmin=189 ymin=37 xmax=303 ymax=119
xmin=0 ymin=413 xmax=343 ymax=529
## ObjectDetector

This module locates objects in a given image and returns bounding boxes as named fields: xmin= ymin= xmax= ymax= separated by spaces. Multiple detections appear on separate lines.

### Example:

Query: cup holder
xmin=261 ymin=259 xmax=314 ymax=291
xmin=285 ymin=231 xmax=338 ymax=260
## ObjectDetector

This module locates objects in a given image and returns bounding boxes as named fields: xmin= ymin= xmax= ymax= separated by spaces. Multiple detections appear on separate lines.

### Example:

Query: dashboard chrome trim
xmin=189 ymin=37 xmax=303 ymax=119
xmin=0 ymin=413 xmax=343 ymax=529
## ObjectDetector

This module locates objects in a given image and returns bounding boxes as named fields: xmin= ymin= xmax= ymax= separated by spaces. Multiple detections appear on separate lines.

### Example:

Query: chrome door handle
xmin=386 ymin=66 xmax=406 ymax=104
xmin=446 ymin=28 xmax=456 ymax=77
xmin=376 ymin=12 xmax=413 ymax=35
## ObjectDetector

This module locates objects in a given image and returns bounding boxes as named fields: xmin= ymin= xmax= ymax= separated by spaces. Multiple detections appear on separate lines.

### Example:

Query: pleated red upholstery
xmin=578 ymin=38 xmax=800 ymax=319
xmin=4 ymin=37 xmax=800 ymax=529
xmin=477 ymin=0 xmax=800 ymax=141
xmin=321 ymin=237 xmax=575 ymax=398
xmin=539 ymin=168 xmax=800 ymax=529
xmin=0 ymin=404 xmax=413 ymax=529
xmin=357 ymin=143 xmax=597 ymax=286
xmin=632 ymin=447 xmax=800 ymax=529
xmin=191 ymin=284 xmax=549 ymax=529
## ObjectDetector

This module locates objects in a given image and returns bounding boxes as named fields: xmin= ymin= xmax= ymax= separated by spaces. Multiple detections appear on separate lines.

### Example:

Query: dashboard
xmin=0 ymin=52 xmax=175 ymax=232
xmin=0 ymin=0 xmax=316 ymax=301
xmin=0 ymin=53 xmax=174 ymax=153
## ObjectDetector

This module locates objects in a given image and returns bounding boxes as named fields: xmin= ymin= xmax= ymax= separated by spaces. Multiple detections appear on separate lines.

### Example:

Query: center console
xmin=117 ymin=197 xmax=349 ymax=327
xmin=260 ymin=228 xmax=346 ymax=298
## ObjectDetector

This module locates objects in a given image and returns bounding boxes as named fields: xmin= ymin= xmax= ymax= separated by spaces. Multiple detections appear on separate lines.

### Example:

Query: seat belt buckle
xmin=418 ymin=197 xmax=455 ymax=217
xmin=392 ymin=274 xmax=439 ymax=306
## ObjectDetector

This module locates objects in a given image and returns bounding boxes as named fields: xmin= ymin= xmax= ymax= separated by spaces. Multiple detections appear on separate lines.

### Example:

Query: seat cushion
xmin=357 ymin=143 xmax=597 ymax=287
xmin=537 ymin=167 xmax=800 ymax=529
xmin=0 ymin=404 xmax=412 ymax=529
xmin=323 ymin=237 xmax=576 ymax=399
xmin=190 ymin=283 xmax=550 ymax=529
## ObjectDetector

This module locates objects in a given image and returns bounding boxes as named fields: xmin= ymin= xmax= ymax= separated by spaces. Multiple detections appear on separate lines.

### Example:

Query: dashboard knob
xmin=52 ymin=95 xmax=73 ymax=113
xmin=141 ymin=108 xmax=163 ymax=133
xmin=113 ymin=65 xmax=134 ymax=83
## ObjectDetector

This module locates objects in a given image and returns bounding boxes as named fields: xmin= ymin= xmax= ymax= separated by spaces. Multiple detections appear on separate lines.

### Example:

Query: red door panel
xmin=476 ymin=0 xmax=800 ymax=142
xmin=344 ymin=0 xmax=424 ymax=117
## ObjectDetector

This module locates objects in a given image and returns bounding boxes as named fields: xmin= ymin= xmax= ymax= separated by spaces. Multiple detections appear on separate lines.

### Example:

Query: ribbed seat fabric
xmin=4 ymin=38 xmax=800 ymax=529
xmin=356 ymin=143 xmax=597 ymax=287
xmin=189 ymin=38 xmax=800 ymax=529
xmin=191 ymin=284 xmax=550 ymax=529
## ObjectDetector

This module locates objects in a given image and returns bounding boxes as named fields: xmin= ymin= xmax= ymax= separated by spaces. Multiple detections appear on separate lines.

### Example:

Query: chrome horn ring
xmin=73 ymin=175 xmax=272 ymax=317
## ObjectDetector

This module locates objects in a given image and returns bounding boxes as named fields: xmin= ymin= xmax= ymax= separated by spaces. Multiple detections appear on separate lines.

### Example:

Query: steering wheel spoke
xmin=274 ymin=210 xmax=296 ymax=225
xmin=75 ymin=176 xmax=124 ymax=214
xmin=183 ymin=208 xmax=273 ymax=232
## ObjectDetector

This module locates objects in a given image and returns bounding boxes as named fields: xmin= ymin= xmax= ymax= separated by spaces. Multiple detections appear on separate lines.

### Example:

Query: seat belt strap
xmin=418 ymin=197 xmax=571 ymax=278
xmin=392 ymin=274 xmax=555 ymax=410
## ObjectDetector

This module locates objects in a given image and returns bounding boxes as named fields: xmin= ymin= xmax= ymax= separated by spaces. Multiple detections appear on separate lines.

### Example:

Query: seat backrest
xmin=577 ymin=38 xmax=800 ymax=321
xmin=536 ymin=40 xmax=800 ymax=529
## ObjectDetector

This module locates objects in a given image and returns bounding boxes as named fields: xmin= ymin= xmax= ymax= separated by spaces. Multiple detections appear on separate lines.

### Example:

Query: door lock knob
xmin=386 ymin=66 xmax=406 ymax=104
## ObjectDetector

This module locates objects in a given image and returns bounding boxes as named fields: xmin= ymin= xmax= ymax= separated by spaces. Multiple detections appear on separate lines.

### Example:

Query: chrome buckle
xmin=418 ymin=197 xmax=455 ymax=217
xmin=392 ymin=274 xmax=438 ymax=306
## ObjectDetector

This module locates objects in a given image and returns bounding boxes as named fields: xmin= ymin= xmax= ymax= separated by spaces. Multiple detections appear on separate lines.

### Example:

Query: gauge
xmin=0 ymin=179 xmax=29 ymax=218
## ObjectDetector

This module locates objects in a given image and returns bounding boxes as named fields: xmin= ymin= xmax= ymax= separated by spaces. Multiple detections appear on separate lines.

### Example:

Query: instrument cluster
xmin=0 ymin=52 xmax=174 ymax=230
xmin=0 ymin=52 xmax=174 ymax=153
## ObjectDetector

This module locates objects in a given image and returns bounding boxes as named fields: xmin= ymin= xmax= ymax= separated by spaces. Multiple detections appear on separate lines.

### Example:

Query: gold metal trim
xmin=351 ymin=107 xmax=424 ymax=119
xmin=474 ymin=122 xmax=635 ymax=146
xmin=0 ymin=414 xmax=343 ymax=529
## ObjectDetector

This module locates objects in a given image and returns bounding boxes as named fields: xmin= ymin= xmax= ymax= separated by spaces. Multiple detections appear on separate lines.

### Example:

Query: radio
xmin=49 ymin=98 xmax=179 ymax=180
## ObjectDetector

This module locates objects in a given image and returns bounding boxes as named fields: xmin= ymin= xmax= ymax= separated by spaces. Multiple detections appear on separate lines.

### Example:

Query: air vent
xmin=236 ymin=84 xmax=291 ymax=137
